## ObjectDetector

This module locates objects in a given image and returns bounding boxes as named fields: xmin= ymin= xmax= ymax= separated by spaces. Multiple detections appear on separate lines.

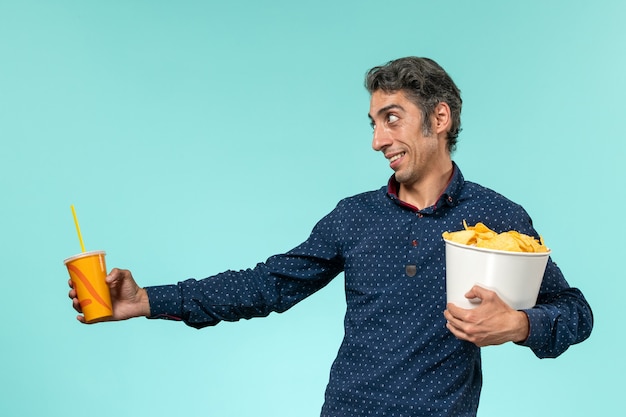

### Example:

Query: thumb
xmin=105 ymin=268 xmax=125 ymax=286
xmin=464 ymin=284 xmax=491 ymax=300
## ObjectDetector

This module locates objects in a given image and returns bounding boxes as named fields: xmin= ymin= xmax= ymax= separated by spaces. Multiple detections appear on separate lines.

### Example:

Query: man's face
xmin=368 ymin=90 xmax=444 ymax=187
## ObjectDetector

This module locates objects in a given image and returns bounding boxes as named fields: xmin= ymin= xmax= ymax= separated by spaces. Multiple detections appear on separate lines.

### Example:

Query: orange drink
xmin=64 ymin=251 xmax=112 ymax=322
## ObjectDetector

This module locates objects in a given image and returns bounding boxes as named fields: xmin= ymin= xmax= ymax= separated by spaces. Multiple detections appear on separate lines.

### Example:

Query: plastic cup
xmin=444 ymin=239 xmax=550 ymax=310
xmin=64 ymin=250 xmax=112 ymax=322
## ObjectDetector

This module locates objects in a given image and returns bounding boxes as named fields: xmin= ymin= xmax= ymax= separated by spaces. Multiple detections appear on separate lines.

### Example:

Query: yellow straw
xmin=71 ymin=204 xmax=86 ymax=252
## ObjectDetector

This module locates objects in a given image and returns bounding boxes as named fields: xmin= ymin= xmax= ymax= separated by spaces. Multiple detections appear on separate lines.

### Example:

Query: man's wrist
xmin=512 ymin=310 xmax=530 ymax=343
xmin=137 ymin=287 xmax=152 ymax=317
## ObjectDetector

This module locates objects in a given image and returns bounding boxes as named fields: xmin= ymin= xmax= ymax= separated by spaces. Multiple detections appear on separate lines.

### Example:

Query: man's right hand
xmin=68 ymin=268 xmax=151 ymax=323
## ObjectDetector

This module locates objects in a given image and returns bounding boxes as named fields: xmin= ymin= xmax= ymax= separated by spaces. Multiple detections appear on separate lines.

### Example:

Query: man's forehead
xmin=369 ymin=90 xmax=411 ymax=117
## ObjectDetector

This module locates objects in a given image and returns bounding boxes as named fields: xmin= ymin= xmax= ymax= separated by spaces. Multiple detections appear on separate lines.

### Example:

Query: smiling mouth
xmin=389 ymin=152 xmax=405 ymax=163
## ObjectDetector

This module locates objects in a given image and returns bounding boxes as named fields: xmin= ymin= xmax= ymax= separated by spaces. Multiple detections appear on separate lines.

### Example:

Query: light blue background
xmin=1 ymin=1 xmax=623 ymax=416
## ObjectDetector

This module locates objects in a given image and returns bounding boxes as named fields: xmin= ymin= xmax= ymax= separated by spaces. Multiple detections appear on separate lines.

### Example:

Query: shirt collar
xmin=386 ymin=161 xmax=464 ymax=213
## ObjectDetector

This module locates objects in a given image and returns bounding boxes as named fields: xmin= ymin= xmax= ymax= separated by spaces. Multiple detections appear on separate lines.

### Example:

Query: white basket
xmin=444 ymin=239 xmax=550 ymax=310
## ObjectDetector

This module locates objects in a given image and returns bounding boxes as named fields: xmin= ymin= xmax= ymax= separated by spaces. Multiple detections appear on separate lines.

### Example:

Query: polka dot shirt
xmin=146 ymin=163 xmax=593 ymax=417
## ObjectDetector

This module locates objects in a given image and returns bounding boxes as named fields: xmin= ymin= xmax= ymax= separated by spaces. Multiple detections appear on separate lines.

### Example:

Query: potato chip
xmin=442 ymin=221 xmax=548 ymax=253
xmin=442 ymin=229 xmax=475 ymax=245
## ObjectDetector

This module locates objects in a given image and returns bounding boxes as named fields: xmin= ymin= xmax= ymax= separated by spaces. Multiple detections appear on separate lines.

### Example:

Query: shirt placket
xmin=405 ymin=210 xmax=427 ymax=278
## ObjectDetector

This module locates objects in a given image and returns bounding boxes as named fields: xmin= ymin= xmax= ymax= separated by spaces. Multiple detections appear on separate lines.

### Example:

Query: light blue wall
xmin=1 ymin=1 xmax=623 ymax=416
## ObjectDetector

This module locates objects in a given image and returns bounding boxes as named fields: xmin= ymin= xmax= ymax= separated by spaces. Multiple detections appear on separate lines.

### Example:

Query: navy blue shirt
xmin=146 ymin=163 xmax=593 ymax=416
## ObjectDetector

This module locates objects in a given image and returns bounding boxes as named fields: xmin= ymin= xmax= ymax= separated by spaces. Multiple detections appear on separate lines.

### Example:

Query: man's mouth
xmin=389 ymin=152 xmax=405 ymax=163
xmin=387 ymin=152 xmax=406 ymax=170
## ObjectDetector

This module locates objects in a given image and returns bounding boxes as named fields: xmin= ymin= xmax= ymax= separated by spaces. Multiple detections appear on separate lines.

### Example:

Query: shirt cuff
xmin=516 ymin=307 xmax=550 ymax=349
xmin=145 ymin=284 xmax=184 ymax=321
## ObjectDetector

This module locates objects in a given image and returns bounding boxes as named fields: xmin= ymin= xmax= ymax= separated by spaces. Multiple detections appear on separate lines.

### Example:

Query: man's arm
xmin=69 ymin=202 xmax=347 ymax=328
xmin=517 ymin=285 xmax=593 ymax=358
xmin=144 ymin=246 xmax=343 ymax=328
xmin=443 ymin=260 xmax=593 ymax=357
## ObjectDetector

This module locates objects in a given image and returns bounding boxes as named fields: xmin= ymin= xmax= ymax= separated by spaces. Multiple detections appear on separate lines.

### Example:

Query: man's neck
xmin=398 ymin=161 xmax=454 ymax=210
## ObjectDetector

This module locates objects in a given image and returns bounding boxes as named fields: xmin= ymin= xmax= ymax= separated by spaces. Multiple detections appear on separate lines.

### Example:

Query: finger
xmin=106 ymin=267 xmax=128 ymax=285
xmin=464 ymin=285 xmax=481 ymax=299
xmin=446 ymin=319 xmax=463 ymax=333
xmin=444 ymin=308 xmax=469 ymax=333
xmin=445 ymin=318 xmax=463 ymax=335
xmin=443 ymin=309 xmax=458 ymax=330
xmin=446 ymin=320 xmax=470 ymax=341
xmin=105 ymin=268 xmax=120 ymax=284
xmin=464 ymin=285 xmax=495 ymax=301
xmin=72 ymin=297 xmax=83 ymax=313
xmin=445 ymin=302 xmax=470 ymax=320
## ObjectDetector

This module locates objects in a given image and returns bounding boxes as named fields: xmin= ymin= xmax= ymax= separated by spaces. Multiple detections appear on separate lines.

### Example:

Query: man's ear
xmin=432 ymin=102 xmax=452 ymax=135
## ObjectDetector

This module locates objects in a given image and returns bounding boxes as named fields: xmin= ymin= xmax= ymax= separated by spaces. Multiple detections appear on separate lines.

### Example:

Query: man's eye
xmin=388 ymin=114 xmax=399 ymax=123
xmin=370 ymin=121 xmax=376 ymax=130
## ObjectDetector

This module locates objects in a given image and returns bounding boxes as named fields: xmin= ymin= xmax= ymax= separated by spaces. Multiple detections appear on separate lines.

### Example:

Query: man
xmin=69 ymin=57 xmax=593 ymax=416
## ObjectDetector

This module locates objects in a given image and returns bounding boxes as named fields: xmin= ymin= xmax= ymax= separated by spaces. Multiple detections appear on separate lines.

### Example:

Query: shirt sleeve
xmin=144 ymin=205 xmax=345 ymax=329
xmin=517 ymin=257 xmax=593 ymax=358
xmin=501 ymin=207 xmax=593 ymax=358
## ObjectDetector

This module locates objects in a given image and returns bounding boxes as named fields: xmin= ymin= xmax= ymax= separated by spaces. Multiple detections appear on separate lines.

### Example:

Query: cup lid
xmin=63 ymin=250 xmax=106 ymax=264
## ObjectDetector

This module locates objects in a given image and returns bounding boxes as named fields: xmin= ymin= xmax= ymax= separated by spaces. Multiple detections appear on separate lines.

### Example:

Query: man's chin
xmin=394 ymin=172 xmax=408 ymax=184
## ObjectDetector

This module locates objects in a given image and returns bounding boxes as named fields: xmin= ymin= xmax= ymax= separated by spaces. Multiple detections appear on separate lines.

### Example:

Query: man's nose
xmin=372 ymin=126 xmax=392 ymax=151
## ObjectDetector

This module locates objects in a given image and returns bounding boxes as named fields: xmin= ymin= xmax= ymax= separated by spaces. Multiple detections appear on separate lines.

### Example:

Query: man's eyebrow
xmin=367 ymin=104 xmax=405 ymax=120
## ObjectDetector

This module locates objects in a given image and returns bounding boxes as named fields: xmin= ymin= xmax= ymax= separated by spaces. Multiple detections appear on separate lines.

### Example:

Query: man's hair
xmin=365 ymin=57 xmax=462 ymax=153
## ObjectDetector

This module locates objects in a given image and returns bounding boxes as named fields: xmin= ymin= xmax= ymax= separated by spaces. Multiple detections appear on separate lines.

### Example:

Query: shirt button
xmin=405 ymin=264 xmax=417 ymax=277
xmin=417 ymin=213 xmax=423 ymax=218
xmin=411 ymin=239 xmax=418 ymax=247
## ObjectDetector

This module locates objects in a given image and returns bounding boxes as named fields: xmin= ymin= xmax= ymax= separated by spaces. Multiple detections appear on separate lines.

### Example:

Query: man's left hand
xmin=443 ymin=285 xmax=529 ymax=347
